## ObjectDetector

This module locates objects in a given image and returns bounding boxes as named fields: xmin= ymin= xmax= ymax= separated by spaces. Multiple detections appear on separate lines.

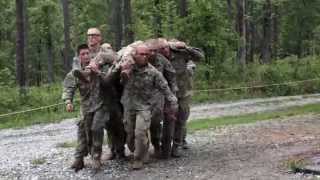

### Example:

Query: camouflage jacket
xmin=169 ymin=46 xmax=204 ymax=98
xmin=121 ymin=63 xmax=177 ymax=111
xmin=149 ymin=53 xmax=178 ymax=93
xmin=62 ymin=68 xmax=104 ymax=114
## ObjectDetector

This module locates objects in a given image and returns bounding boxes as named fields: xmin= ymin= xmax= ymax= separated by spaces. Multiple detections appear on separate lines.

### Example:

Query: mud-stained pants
xmin=74 ymin=106 xmax=107 ymax=160
xmin=105 ymin=102 xmax=126 ymax=156
xmin=173 ymin=96 xmax=190 ymax=147
xmin=124 ymin=109 xmax=151 ymax=161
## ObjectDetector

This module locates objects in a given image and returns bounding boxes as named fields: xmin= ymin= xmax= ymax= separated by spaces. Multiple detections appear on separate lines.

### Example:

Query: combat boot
xmin=102 ymin=152 xmax=116 ymax=161
xmin=153 ymin=145 xmax=161 ymax=159
xmin=182 ymin=140 xmax=189 ymax=149
xmin=117 ymin=151 xmax=127 ymax=160
xmin=132 ymin=160 xmax=143 ymax=170
xmin=70 ymin=158 xmax=84 ymax=172
xmin=171 ymin=145 xmax=181 ymax=158
xmin=91 ymin=154 xmax=102 ymax=171
xmin=161 ymin=145 xmax=171 ymax=159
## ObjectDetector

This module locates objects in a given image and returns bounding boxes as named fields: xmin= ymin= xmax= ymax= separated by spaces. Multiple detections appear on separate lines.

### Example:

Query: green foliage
xmin=192 ymin=56 xmax=320 ymax=103
xmin=0 ymin=83 xmax=79 ymax=129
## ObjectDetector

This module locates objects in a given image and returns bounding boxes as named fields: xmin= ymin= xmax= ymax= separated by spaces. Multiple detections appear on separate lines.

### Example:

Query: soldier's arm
xmin=161 ymin=56 xmax=178 ymax=93
xmin=62 ymin=72 xmax=78 ymax=105
xmin=154 ymin=71 xmax=177 ymax=105
xmin=98 ymin=64 xmax=121 ymax=86
xmin=186 ymin=46 xmax=205 ymax=62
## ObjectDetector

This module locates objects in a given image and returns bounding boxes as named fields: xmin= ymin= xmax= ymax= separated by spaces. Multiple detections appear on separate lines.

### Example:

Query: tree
xmin=236 ymin=0 xmax=246 ymax=66
xmin=153 ymin=0 xmax=162 ymax=37
xmin=111 ymin=0 xmax=123 ymax=50
xmin=15 ymin=0 xmax=27 ymax=93
xmin=261 ymin=0 xmax=272 ymax=63
xmin=123 ymin=0 xmax=134 ymax=45
xmin=61 ymin=0 xmax=71 ymax=74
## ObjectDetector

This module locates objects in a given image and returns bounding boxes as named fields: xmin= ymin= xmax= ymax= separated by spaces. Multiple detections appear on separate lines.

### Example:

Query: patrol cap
xmin=87 ymin=28 xmax=101 ymax=36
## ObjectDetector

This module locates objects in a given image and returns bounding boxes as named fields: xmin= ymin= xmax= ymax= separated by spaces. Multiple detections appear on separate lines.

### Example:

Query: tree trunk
xmin=111 ymin=0 xmax=123 ymax=50
xmin=272 ymin=4 xmax=279 ymax=59
xmin=123 ymin=0 xmax=134 ymax=45
xmin=227 ymin=0 xmax=233 ymax=20
xmin=261 ymin=0 xmax=272 ymax=64
xmin=236 ymin=0 xmax=246 ymax=66
xmin=15 ymin=0 xmax=27 ymax=94
xmin=246 ymin=0 xmax=254 ymax=63
xmin=36 ymin=40 xmax=42 ymax=86
xmin=179 ymin=0 xmax=188 ymax=17
xmin=61 ymin=0 xmax=71 ymax=74
xmin=46 ymin=34 xmax=54 ymax=84
xmin=154 ymin=0 xmax=162 ymax=37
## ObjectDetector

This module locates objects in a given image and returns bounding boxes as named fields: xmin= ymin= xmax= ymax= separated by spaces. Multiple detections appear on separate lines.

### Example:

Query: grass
xmin=187 ymin=103 xmax=320 ymax=132
xmin=283 ymin=158 xmax=307 ymax=172
xmin=56 ymin=141 xmax=77 ymax=148
xmin=0 ymin=106 xmax=79 ymax=129
xmin=31 ymin=157 xmax=47 ymax=165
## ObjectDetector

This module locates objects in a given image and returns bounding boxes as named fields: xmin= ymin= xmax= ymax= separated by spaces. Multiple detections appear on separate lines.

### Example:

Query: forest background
xmin=1 ymin=0 xmax=320 ymax=128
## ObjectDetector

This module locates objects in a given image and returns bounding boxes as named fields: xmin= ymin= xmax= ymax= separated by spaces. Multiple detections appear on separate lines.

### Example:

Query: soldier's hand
xmin=66 ymin=103 xmax=74 ymax=112
xmin=87 ymin=61 xmax=100 ymax=73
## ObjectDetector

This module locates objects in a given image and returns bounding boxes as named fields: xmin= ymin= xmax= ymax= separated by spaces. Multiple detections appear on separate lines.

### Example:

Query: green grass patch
xmin=56 ymin=141 xmax=77 ymax=148
xmin=31 ymin=157 xmax=47 ymax=165
xmin=0 ymin=106 xmax=79 ymax=129
xmin=187 ymin=103 xmax=320 ymax=132
xmin=283 ymin=158 xmax=307 ymax=172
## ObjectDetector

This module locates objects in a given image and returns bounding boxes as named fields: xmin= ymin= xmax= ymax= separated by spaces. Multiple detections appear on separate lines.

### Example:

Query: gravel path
xmin=1 ymin=94 xmax=320 ymax=180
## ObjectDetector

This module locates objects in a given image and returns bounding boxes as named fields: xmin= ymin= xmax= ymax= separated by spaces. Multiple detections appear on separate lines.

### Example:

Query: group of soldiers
xmin=62 ymin=27 xmax=204 ymax=172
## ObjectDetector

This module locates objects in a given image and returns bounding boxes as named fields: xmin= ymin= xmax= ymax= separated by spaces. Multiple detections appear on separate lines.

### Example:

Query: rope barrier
xmin=192 ymin=78 xmax=320 ymax=93
xmin=0 ymin=78 xmax=319 ymax=119
xmin=0 ymin=99 xmax=80 ymax=119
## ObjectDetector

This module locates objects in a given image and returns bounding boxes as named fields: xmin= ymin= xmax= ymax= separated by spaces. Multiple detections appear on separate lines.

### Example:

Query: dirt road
xmin=1 ymin=94 xmax=320 ymax=179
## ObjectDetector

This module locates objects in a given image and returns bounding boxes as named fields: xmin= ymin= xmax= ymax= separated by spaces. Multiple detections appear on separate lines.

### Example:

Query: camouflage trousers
xmin=150 ymin=97 xmax=165 ymax=151
xmin=105 ymin=102 xmax=126 ymax=156
xmin=124 ymin=109 xmax=151 ymax=161
xmin=74 ymin=106 xmax=108 ymax=160
xmin=173 ymin=96 xmax=190 ymax=147
xmin=161 ymin=100 xmax=176 ymax=156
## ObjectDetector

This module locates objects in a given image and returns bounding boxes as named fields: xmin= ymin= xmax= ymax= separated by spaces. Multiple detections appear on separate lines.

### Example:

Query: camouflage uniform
xmin=62 ymin=69 xmax=107 ymax=161
xmin=169 ymin=45 xmax=204 ymax=155
xmin=149 ymin=53 xmax=177 ymax=157
xmin=121 ymin=63 xmax=177 ymax=162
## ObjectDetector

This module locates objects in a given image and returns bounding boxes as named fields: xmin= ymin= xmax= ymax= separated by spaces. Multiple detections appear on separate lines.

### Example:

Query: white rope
xmin=192 ymin=78 xmax=320 ymax=93
xmin=0 ymin=78 xmax=319 ymax=119
xmin=0 ymin=99 xmax=80 ymax=119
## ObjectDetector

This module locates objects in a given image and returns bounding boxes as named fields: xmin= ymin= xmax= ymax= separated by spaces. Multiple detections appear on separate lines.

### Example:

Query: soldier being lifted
xmin=120 ymin=44 xmax=178 ymax=170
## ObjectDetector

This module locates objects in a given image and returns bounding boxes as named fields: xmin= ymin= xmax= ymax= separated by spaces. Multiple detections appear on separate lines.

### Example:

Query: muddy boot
xmin=71 ymin=158 xmax=84 ymax=172
xmin=132 ymin=160 xmax=143 ymax=170
xmin=153 ymin=146 xmax=161 ymax=159
xmin=171 ymin=145 xmax=181 ymax=158
xmin=182 ymin=140 xmax=189 ymax=150
xmin=117 ymin=151 xmax=127 ymax=160
xmin=161 ymin=146 xmax=171 ymax=159
xmin=91 ymin=154 xmax=102 ymax=171
xmin=142 ymin=153 xmax=150 ymax=164
xmin=102 ymin=152 xmax=116 ymax=161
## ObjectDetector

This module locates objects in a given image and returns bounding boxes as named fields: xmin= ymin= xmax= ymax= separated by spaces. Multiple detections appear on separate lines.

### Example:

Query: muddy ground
xmin=1 ymin=95 xmax=320 ymax=180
